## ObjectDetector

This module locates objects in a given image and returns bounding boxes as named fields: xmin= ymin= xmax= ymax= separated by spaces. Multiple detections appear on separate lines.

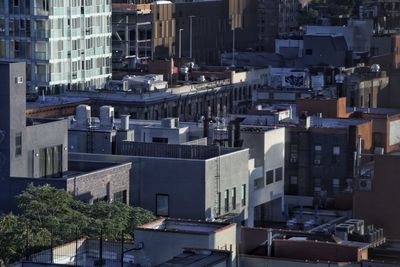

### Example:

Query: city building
xmin=65 ymin=67 xmax=267 ymax=121
xmin=135 ymin=218 xmax=237 ymax=266
xmin=26 ymin=96 xmax=90 ymax=119
xmin=0 ymin=0 xmax=112 ymax=94
xmin=353 ymin=153 xmax=400 ymax=240
xmin=284 ymin=115 xmax=373 ymax=197
xmin=0 ymin=62 xmax=130 ymax=212
xmin=111 ymin=2 xmax=175 ymax=70
xmin=239 ymin=224 xmax=392 ymax=267
xmin=257 ymin=0 xmax=302 ymax=52
xmin=70 ymin=142 xmax=250 ymax=224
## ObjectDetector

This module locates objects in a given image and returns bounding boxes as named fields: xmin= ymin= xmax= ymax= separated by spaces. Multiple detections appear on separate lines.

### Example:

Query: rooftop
xmin=26 ymin=96 xmax=90 ymax=110
xmin=121 ymin=142 xmax=245 ymax=160
xmin=348 ymin=107 xmax=400 ymax=116
xmin=137 ymin=218 xmax=234 ymax=235
xmin=158 ymin=248 xmax=231 ymax=267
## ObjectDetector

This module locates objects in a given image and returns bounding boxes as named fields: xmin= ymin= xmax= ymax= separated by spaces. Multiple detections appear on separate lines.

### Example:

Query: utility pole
xmin=189 ymin=15 xmax=195 ymax=59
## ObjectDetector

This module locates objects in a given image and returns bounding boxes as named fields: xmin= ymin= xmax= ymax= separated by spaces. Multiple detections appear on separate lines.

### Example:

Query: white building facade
xmin=0 ymin=0 xmax=112 ymax=94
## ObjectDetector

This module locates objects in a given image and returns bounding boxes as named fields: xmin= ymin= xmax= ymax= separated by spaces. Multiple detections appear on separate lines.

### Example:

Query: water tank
xmin=121 ymin=115 xmax=130 ymax=131
xmin=100 ymin=106 xmax=115 ymax=129
xmin=76 ymin=105 xmax=91 ymax=128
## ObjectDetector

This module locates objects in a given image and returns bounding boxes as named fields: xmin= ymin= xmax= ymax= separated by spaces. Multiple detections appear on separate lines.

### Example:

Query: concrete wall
xmin=242 ymin=128 xmax=285 ymax=225
xmin=205 ymin=149 xmax=250 ymax=221
xmin=26 ymin=119 xmax=69 ymax=178
xmin=135 ymin=223 xmax=236 ymax=266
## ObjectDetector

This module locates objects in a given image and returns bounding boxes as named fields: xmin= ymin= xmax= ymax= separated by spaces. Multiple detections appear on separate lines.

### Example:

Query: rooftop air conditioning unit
xmin=358 ymin=179 xmax=372 ymax=192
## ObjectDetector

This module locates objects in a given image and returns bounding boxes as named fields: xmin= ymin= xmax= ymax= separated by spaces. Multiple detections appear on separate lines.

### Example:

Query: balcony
xmin=34 ymin=7 xmax=49 ymax=16
xmin=35 ymin=52 xmax=48 ymax=61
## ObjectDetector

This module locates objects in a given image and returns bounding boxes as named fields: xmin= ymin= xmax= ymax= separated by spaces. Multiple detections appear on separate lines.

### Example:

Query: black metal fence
xmin=20 ymin=225 xmax=136 ymax=267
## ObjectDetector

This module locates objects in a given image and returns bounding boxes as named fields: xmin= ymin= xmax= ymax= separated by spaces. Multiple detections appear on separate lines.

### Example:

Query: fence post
xmin=25 ymin=224 xmax=29 ymax=261
xmin=75 ymin=227 xmax=79 ymax=266
xmin=99 ymin=228 xmax=103 ymax=266
xmin=50 ymin=225 xmax=54 ymax=264
xmin=120 ymin=232 xmax=125 ymax=267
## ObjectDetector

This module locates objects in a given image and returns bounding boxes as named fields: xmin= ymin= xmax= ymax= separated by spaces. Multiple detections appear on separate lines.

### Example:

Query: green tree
xmin=3 ymin=184 xmax=157 ymax=263
xmin=0 ymin=214 xmax=25 ymax=265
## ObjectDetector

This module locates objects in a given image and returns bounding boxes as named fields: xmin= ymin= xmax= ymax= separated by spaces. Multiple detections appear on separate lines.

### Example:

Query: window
xmin=156 ymin=194 xmax=169 ymax=217
xmin=38 ymin=145 xmax=62 ymax=178
xmin=152 ymin=137 xmax=168 ymax=143
xmin=224 ymin=190 xmax=229 ymax=212
xmin=232 ymin=188 xmax=236 ymax=210
xmin=266 ymin=170 xmax=274 ymax=185
xmin=290 ymin=176 xmax=298 ymax=185
xmin=332 ymin=178 xmax=340 ymax=194
xmin=15 ymin=132 xmax=22 ymax=156
xmin=114 ymin=190 xmax=127 ymax=204
xmin=216 ymin=192 xmax=221 ymax=216
xmin=289 ymin=144 xmax=298 ymax=163
xmin=314 ymin=178 xmax=321 ymax=193
xmin=332 ymin=146 xmax=340 ymax=163
xmin=333 ymin=146 xmax=340 ymax=155
xmin=241 ymin=184 xmax=246 ymax=206
xmin=275 ymin=167 xmax=283 ymax=182
xmin=254 ymin=177 xmax=264 ymax=190
xmin=305 ymin=49 xmax=313 ymax=55
xmin=314 ymin=145 xmax=322 ymax=165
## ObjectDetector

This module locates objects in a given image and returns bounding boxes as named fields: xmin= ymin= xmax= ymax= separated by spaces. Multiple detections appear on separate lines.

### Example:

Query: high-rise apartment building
xmin=0 ymin=0 xmax=112 ymax=94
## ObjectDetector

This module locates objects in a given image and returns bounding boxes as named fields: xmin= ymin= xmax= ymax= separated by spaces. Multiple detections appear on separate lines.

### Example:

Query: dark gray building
xmin=0 ymin=62 xmax=131 ymax=212
xmin=303 ymin=35 xmax=349 ymax=68
xmin=284 ymin=117 xmax=373 ymax=198
xmin=70 ymin=142 xmax=250 ymax=224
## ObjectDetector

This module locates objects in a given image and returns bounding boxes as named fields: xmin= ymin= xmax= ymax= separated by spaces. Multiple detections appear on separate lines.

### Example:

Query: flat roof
xmin=348 ymin=107 xmax=400 ymax=116
xmin=158 ymin=249 xmax=230 ymax=266
xmin=26 ymin=96 xmax=90 ymax=109
xmin=137 ymin=218 xmax=234 ymax=235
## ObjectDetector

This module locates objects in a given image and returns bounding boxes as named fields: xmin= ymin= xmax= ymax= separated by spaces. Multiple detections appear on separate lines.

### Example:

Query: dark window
xmin=38 ymin=145 xmax=62 ymax=178
xmin=15 ymin=132 xmax=22 ymax=156
xmin=241 ymin=184 xmax=246 ymax=206
xmin=305 ymin=49 xmax=313 ymax=55
xmin=152 ymin=137 xmax=168 ymax=143
xmin=156 ymin=194 xmax=169 ymax=217
xmin=275 ymin=167 xmax=283 ymax=182
xmin=232 ymin=188 xmax=236 ymax=210
xmin=114 ymin=190 xmax=127 ymax=204
xmin=290 ymin=144 xmax=298 ymax=163
xmin=216 ymin=192 xmax=221 ymax=216
xmin=224 ymin=189 xmax=229 ymax=212
xmin=314 ymin=145 xmax=322 ymax=165
xmin=266 ymin=170 xmax=274 ymax=184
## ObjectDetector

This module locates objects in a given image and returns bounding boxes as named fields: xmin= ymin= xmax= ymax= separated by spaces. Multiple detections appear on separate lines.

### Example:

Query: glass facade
xmin=0 ymin=0 xmax=112 ymax=94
